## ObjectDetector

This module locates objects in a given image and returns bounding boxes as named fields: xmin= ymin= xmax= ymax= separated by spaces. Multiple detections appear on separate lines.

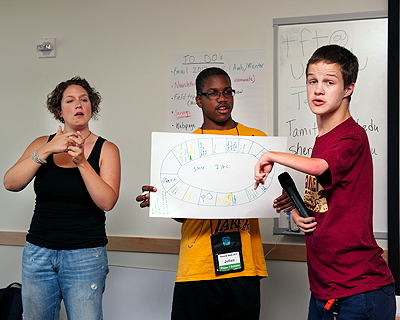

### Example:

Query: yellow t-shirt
xmin=175 ymin=123 xmax=268 ymax=282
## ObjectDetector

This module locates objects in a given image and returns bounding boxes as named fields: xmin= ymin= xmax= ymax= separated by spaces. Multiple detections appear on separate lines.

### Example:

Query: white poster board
xmin=150 ymin=132 xmax=287 ymax=218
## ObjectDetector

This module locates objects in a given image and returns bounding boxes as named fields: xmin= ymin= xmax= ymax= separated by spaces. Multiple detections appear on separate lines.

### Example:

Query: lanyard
xmin=209 ymin=219 xmax=240 ymax=235
xmin=202 ymin=121 xmax=244 ymax=275
xmin=201 ymin=120 xmax=239 ymax=135
xmin=203 ymin=120 xmax=240 ymax=235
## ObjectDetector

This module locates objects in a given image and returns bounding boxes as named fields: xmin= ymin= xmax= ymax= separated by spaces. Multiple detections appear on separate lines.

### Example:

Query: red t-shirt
xmin=304 ymin=117 xmax=393 ymax=300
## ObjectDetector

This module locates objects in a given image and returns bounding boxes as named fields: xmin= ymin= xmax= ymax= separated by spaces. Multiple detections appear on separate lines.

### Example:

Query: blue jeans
xmin=22 ymin=242 xmax=108 ymax=320
xmin=308 ymin=283 xmax=396 ymax=320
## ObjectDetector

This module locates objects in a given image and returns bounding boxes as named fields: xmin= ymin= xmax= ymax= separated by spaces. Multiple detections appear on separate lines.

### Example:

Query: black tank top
xmin=27 ymin=135 xmax=108 ymax=250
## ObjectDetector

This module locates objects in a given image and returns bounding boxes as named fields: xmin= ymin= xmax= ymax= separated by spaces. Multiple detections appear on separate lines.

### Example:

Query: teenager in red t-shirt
xmin=254 ymin=45 xmax=395 ymax=320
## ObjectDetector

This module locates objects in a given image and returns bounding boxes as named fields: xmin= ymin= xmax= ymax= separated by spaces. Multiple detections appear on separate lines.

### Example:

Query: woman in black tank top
xmin=4 ymin=76 xmax=121 ymax=320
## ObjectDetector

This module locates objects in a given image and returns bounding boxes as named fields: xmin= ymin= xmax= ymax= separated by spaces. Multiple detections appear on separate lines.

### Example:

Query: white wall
xmin=0 ymin=0 xmax=389 ymax=319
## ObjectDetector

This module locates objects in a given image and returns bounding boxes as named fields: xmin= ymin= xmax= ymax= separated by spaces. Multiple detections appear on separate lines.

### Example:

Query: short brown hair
xmin=306 ymin=45 xmax=359 ymax=101
xmin=46 ymin=76 xmax=101 ymax=123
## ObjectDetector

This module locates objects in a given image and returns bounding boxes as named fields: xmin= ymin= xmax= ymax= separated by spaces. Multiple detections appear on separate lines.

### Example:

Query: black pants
xmin=171 ymin=276 xmax=261 ymax=320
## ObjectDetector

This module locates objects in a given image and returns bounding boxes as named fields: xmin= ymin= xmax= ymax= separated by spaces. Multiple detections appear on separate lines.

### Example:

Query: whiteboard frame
xmin=272 ymin=11 xmax=389 ymax=239
xmin=387 ymin=0 xmax=399 ymax=295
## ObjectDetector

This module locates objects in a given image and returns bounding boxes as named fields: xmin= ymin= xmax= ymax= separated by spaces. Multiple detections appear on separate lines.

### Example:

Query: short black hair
xmin=306 ymin=45 xmax=359 ymax=101
xmin=195 ymin=67 xmax=231 ymax=94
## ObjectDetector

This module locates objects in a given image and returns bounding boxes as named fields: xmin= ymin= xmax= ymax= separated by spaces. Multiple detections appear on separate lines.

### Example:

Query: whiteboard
xmin=273 ymin=12 xmax=388 ymax=236
xmin=168 ymin=49 xmax=267 ymax=134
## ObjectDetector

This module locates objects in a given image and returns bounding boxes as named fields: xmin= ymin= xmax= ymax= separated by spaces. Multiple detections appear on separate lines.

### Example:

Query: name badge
xmin=211 ymin=231 xmax=244 ymax=276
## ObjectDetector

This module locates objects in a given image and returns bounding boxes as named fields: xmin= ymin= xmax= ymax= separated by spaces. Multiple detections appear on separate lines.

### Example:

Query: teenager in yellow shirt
xmin=137 ymin=67 xmax=291 ymax=320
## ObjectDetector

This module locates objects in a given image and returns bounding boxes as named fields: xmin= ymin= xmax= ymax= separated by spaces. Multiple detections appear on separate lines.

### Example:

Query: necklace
xmin=62 ymin=131 xmax=92 ymax=139
xmin=201 ymin=121 xmax=239 ymax=135
xmin=84 ymin=131 xmax=92 ymax=140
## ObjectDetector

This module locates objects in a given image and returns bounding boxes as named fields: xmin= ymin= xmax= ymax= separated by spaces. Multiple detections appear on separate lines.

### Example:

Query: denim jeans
xmin=22 ymin=242 xmax=108 ymax=320
xmin=308 ymin=283 xmax=396 ymax=320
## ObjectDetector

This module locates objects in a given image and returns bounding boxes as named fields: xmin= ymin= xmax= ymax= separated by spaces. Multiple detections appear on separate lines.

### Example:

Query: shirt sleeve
xmin=317 ymin=133 xmax=363 ymax=190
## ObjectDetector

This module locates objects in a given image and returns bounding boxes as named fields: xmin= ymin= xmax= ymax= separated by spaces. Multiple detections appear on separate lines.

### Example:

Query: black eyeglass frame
xmin=197 ymin=89 xmax=236 ymax=100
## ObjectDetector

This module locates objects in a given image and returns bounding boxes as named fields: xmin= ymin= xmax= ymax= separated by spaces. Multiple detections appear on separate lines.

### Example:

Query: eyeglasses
xmin=198 ymin=89 xmax=236 ymax=100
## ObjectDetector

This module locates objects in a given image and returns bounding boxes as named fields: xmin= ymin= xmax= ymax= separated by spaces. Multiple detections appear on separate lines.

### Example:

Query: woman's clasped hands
xmin=49 ymin=125 xmax=89 ymax=165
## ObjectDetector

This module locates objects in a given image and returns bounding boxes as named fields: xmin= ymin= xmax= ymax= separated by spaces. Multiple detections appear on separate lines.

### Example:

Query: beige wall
xmin=0 ymin=0 xmax=389 ymax=319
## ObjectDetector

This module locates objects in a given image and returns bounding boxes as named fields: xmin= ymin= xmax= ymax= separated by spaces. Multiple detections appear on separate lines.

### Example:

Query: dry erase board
xmin=273 ymin=12 xmax=388 ymax=237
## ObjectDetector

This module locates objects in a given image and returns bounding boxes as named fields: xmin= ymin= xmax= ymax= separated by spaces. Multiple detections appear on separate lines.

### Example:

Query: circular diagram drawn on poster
xmin=159 ymin=137 xmax=275 ymax=207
